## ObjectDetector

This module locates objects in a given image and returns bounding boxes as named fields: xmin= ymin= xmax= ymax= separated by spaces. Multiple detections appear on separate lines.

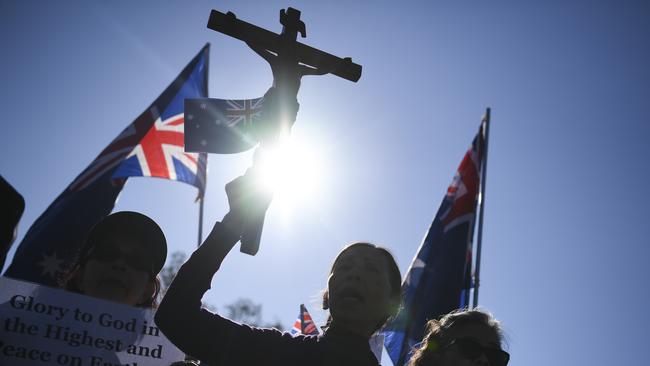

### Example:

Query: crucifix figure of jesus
xmin=208 ymin=8 xmax=360 ymax=144
xmin=203 ymin=7 xmax=363 ymax=255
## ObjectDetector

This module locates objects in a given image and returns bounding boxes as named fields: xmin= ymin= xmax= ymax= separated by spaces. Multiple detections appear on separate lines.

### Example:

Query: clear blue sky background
xmin=2 ymin=1 xmax=649 ymax=365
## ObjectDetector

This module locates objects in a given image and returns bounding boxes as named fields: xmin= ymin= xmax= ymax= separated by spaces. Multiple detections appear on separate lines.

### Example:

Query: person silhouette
xmin=155 ymin=169 xmax=402 ymax=366
xmin=59 ymin=211 xmax=166 ymax=308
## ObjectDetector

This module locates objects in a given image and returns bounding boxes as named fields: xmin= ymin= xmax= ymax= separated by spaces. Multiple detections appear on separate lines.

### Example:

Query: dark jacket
xmin=155 ymin=222 xmax=379 ymax=366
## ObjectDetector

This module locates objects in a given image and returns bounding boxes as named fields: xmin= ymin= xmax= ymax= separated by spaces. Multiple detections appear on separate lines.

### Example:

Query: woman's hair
xmin=322 ymin=242 xmax=402 ymax=332
xmin=407 ymin=308 xmax=504 ymax=366
xmin=58 ymin=248 xmax=161 ymax=308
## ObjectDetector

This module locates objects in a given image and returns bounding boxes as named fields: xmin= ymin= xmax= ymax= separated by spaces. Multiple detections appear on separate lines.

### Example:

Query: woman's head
xmin=408 ymin=309 xmax=509 ymax=366
xmin=323 ymin=242 xmax=402 ymax=337
xmin=61 ymin=211 xmax=167 ymax=308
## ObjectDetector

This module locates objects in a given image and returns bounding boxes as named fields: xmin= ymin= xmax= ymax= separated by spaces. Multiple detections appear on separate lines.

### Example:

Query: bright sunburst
xmin=255 ymin=137 xmax=325 ymax=211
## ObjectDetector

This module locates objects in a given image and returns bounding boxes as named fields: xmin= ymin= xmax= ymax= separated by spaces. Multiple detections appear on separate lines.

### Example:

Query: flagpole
xmin=197 ymin=197 xmax=204 ymax=247
xmin=472 ymin=107 xmax=491 ymax=308
xmin=196 ymin=153 xmax=208 ymax=248
xmin=188 ymin=198 xmax=203 ymax=366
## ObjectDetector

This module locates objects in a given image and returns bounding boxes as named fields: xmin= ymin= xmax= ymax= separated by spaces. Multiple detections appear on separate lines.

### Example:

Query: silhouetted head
xmin=408 ymin=309 xmax=509 ymax=366
xmin=61 ymin=211 xmax=166 ymax=308
xmin=322 ymin=242 xmax=402 ymax=338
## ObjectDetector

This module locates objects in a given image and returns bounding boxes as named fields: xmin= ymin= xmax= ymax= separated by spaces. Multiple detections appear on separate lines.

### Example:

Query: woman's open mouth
xmin=339 ymin=287 xmax=365 ymax=303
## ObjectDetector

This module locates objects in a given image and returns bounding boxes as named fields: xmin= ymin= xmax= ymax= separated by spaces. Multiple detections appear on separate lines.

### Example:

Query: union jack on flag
xmin=383 ymin=117 xmax=488 ymax=366
xmin=5 ymin=45 xmax=210 ymax=285
xmin=224 ymin=98 xmax=264 ymax=128
xmin=184 ymin=96 xmax=265 ymax=154
xmin=111 ymin=110 xmax=207 ymax=196
xmin=290 ymin=304 xmax=320 ymax=336
xmin=68 ymin=110 xmax=207 ymax=197
xmin=70 ymin=48 xmax=209 ymax=197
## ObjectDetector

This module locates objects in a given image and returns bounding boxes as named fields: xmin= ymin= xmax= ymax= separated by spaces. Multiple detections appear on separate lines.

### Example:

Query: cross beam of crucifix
xmin=207 ymin=8 xmax=362 ymax=82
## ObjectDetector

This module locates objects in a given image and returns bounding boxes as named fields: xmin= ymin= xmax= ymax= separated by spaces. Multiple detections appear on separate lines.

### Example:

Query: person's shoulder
xmin=262 ymin=328 xmax=319 ymax=347
xmin=286 ymin=332 xmax=319 ymax=341
xmin=240 ymin=327 xmax=320 ymax=360
xmin=254 ymin=327 xmax=317 ymax=340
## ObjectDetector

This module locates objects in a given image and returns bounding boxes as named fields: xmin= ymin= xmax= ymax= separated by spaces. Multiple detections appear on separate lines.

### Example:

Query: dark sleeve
xmin=154 ymin=222 xmax=314 ymax=365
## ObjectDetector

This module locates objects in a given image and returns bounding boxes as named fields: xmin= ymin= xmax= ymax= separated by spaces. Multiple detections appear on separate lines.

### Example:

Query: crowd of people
xmin=3 ymin=169 xmax=510 ymax=365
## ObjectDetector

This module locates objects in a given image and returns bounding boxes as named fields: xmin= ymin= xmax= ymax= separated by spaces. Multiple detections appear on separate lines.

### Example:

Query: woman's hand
xmin=223 ymin=166 xmax=273 ymax=255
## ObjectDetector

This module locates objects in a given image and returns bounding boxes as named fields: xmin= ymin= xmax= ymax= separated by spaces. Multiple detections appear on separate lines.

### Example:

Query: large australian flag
xmin=383 ymin=119 xmax=487 ymax=366
xmin=4 ymin=44 xmax=210 ymax=286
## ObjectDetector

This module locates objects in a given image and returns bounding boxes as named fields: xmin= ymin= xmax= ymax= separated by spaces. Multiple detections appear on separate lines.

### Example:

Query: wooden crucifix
xmin=200 ymin=8 xmax=363 ymax=255
xmin=208 ymin=8 xmax=361 ymax=82
xmin=206 ymin=8 xmax=362 ymax=143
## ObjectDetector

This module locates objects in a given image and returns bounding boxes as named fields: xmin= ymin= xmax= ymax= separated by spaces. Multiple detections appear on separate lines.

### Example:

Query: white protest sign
xmin=0 ymin=277 xmax=185 ymax=366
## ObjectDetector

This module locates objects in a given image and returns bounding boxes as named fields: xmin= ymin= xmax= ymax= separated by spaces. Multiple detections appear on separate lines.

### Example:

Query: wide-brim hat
xmin=81 ymin=211 xmax=167 ymax=274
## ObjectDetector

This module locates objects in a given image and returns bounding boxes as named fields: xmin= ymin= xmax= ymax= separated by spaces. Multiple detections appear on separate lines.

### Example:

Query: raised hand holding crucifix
xmin=190 ymin=7 xmax=362 ymax=255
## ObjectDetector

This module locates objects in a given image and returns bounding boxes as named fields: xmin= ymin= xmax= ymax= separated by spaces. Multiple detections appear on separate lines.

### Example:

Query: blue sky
xmin=2 ymin=1 xmax=649 ymax=365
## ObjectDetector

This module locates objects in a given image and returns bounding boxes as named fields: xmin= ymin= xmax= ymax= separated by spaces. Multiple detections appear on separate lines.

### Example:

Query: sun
xmin=255 ymin=137 xmax=325 ymax=211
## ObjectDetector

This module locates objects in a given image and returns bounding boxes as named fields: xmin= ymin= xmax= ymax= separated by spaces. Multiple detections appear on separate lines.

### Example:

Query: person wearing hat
xmin=59 ymin=211 xmax=167 ymax=308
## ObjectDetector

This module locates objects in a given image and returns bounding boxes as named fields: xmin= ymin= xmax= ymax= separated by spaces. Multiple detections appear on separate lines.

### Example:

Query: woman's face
xmin=77 ymin=237 xmax=154 ymax=306
xmin=436 ymin=323 xmax=503 ymax=366
xmin=327 ymin=245 xmax=394 ymax=335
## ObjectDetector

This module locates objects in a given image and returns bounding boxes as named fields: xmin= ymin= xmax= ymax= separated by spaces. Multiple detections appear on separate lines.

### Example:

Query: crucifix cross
xmin=208 ymin=8 xmax=362 ymax=85
xmin=190 ymin=8 xmax=362 ymax=255
xmin=207 ymin=8 xmax=361 ymax=140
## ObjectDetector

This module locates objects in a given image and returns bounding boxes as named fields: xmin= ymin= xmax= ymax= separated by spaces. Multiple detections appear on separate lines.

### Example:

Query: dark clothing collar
xmin=320 ymin=324 xmax=379 ymax=366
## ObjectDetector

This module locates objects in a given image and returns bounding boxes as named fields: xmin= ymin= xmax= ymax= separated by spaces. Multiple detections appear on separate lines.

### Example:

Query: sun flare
xmin=255 ymin=137 xmax=325 ymax=211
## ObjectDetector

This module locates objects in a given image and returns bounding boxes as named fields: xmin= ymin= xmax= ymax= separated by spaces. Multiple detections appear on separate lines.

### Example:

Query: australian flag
xmin=290 ymin=304 xmax=320 ymax=336
xmin=4 ymin=44 xmax=210 ymax=286
xmin=383 ymin=119 xmax=487 ymax=366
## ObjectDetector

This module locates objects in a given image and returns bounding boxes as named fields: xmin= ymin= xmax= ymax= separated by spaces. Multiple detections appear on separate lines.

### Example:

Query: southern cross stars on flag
xmin=290 ymin=304 xmax=320 ymax=336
